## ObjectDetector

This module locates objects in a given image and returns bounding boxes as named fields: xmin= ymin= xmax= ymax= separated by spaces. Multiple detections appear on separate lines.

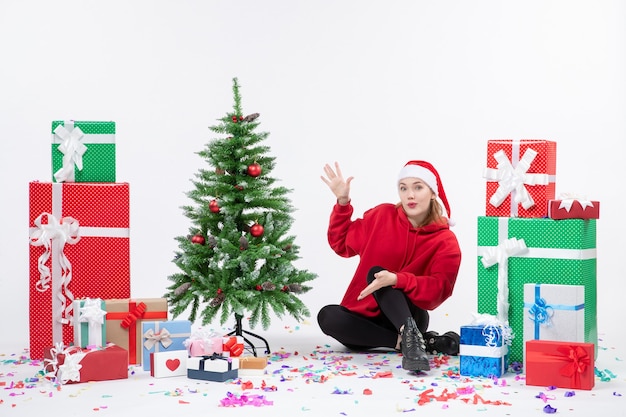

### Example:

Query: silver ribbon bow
xmin=143 ymin=328 xmax=173 ymax=350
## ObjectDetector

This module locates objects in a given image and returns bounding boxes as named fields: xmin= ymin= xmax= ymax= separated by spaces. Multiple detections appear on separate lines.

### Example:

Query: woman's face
xmin=398 ymin=177 xmax=434 ymax=227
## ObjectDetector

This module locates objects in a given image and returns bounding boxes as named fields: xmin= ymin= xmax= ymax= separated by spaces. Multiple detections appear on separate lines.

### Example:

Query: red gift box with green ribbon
xmin=525 ymin=339 xmax=594 ymax=390
xmin=104 ymin=298 xmax=168 ymax=365
xmin=28 ymin=182 xmax=130 ymax=360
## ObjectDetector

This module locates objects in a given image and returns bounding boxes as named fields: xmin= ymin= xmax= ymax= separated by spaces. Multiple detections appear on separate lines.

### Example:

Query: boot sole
xmin=402 ymin=356 xmax=430 ymax=372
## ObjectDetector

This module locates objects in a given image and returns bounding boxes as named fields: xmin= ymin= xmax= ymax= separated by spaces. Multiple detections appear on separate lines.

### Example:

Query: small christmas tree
xmin=165 ymin=78 xmax=316 ymax=338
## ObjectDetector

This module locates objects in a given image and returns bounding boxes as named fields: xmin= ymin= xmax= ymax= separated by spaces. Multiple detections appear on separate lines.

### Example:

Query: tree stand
xmin=226 ymin=313 xmax=271 ymax=357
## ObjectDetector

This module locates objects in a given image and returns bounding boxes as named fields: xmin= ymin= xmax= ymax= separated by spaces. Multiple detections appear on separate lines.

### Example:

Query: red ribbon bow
xmin=223 ymin=336 xmax=244 ymax=357
xmin=120 ymin=302 xmax=147 ymax=328
xmin=557 ymin=345 xmax=590 ymax=380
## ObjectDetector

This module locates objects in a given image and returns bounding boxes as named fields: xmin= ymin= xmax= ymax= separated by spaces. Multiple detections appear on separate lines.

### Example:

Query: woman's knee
xmin=317 ymin=304 xmax=339 ymax=332
xmin=366 ymin=265 xmax=385 ymax=284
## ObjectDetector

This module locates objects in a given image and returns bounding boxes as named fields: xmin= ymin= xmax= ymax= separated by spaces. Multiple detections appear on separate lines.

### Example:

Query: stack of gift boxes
xmin=459 ymin=139 xmax=599 ymax=391
xmin=29 ymin=120 xmax=266 ymax=385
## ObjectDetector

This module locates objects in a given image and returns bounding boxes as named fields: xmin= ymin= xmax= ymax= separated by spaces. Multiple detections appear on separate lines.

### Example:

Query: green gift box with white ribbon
xmin=51 ymin=120 xmax=116 ymax=183
xmin=476 ymin=216 xmax=597 ymax=364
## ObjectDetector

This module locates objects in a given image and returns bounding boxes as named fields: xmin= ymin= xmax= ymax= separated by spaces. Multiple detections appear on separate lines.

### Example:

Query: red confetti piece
xmin=363 ymin=388 xmax=373 ymax=395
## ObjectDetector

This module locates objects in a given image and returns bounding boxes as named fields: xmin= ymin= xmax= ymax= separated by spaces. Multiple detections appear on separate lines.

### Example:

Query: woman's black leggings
xmin=317 ymin=266 xmax=429 ymax=351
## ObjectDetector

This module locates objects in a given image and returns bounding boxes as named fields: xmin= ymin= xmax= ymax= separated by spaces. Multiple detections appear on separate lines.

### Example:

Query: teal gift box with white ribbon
xmin=141 ymin=320 xmax=191 ymax=371
xmin=51 ymin=120 xmax=116 ymax=183
xmin=477 ymin=216 xmax=597 ymax=364
xmin=72 ymin=298 xmax=107 ymax=348
xmin=523 ymin=283 xmax=585 ymax=362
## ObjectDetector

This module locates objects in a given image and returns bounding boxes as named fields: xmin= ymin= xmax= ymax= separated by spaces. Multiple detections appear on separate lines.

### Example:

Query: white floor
xmin=1 ymin=322 xmax=623 ymax=417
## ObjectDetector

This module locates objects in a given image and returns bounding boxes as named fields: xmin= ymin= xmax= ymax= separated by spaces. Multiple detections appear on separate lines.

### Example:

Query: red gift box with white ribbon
xmin=547 ymin=194 xmax=600 ymax=220
xmin=483 ymin=139 xmax=557 ymax=218
xmin=28 ymin=182 xmax=131 ymax=360
xmin=43 ymin=343 xmax=128 ymax=384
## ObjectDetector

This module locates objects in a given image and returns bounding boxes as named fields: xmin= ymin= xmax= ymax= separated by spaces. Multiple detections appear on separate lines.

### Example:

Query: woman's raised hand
xmin=321 ymin=162 xmax=353 ymax=205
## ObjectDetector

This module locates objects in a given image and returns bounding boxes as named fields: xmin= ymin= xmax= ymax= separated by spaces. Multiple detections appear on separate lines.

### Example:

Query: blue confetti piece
xmin=564 ymin=391 xmax=575 ymax=397
xmin=543 ymin=404 xmax=557 ymax=414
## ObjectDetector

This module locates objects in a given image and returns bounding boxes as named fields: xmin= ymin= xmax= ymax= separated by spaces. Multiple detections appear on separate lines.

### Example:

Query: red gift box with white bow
xmin=28 ymin=182 xmax=131 ymax=360
xmin=525 ymin=339 xmax=595 ymax=390
xmin=43 ymin=343 xmax=128 ymax=384
xmin=547 ymin=195 xmax=600 ymax=220
xmin=483 ymin=139 xmax=557 ymax=218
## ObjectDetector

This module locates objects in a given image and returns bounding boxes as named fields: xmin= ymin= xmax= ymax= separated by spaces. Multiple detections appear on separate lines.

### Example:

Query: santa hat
xmin=397 ymin=160 xmax=453 ymax=224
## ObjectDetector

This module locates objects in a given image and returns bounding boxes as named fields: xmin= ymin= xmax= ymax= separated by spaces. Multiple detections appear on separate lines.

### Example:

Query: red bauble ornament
xmin=255 ymin=285 xmax=262 ymax=291
xmin=250 ymin=223 xmax=264 ymax=237
xmin=231 ymin=116 xmax=238 ymax=123
xmin=209 ymin=199 xmax=220 ymax=213
xmin=247 ymin=162 xmax=262 ymax=177
xmin=191 ymin=234 xmax=205 ymax=245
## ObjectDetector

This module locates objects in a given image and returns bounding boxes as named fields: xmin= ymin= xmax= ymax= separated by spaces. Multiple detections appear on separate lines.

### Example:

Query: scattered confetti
xmin=543 ymin=404 xmax=557 ymax=414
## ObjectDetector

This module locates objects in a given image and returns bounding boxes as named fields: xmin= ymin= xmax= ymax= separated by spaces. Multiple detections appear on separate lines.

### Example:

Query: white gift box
xmin=150 ymin=350 xmax=188 ymax=378
xmin=523 ymin=283 xmax=585 ymax=361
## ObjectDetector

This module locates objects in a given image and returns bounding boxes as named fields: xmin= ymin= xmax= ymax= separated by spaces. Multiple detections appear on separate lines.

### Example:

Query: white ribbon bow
xmin=143 ymin=328 xmax=173 ymax=350
xmin=29 ymin=212 xmax=80 ymax=324
xmin=557 ymin=192 xmax=595 ymax=212
xmin=53 ymin=122 xmax=87 ymax=183
xmin=44 ymin=343 xmax=86 ymax=384
xmin=79 ymin=298 xmax=107 ymax=346
xmin=484 ymin=148 xmax=550 ymax=210
xmin=480 ymin=237 xmax=528 ymax=325
xmin=57 ymin=349 xmax=86 ymax=384
xmin=79 ymin=298 xmax=107 ymax=325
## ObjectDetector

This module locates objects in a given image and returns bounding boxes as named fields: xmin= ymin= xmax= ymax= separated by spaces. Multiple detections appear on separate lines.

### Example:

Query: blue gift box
xmin=141 ymin=320 xmax=191 ymax=371
xmin=459 ymin=324 xmax=509 ymax=378
xmin=187 ymin=354 xmax=239 ymax=382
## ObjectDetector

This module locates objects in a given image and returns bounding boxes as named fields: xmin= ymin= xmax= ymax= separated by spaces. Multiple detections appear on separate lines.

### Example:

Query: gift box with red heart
xmin=150 ymin=350 xmax=188 ymax=378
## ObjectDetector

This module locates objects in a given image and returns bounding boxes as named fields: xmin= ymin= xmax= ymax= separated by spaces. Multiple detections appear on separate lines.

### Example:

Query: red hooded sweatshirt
xmin=328 ymin=202 xmax=462 ymax=317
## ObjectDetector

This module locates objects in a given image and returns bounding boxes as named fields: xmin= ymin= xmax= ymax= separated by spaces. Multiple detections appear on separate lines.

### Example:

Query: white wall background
xmin=1 ymin=1 xmax=624 ymax=348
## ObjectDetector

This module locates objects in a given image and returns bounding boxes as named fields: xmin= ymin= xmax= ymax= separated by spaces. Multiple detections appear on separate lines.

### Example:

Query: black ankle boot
xmin=423 ymin=331 xmax=460 ymax=356
xmin=400 ymin=317 xmax=430 ymax=371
